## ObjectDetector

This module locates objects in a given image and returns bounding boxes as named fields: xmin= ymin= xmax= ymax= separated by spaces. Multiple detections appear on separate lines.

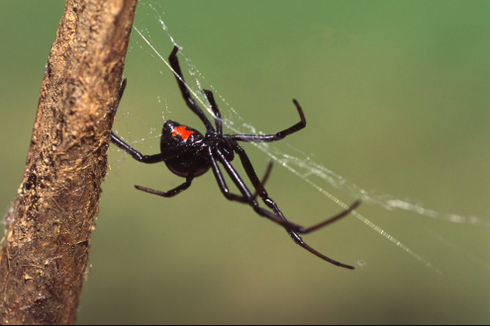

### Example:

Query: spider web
xmin=116 ymin=1 xmax=490 ymax=279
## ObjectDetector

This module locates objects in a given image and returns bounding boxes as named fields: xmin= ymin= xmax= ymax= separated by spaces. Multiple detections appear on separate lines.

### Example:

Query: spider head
xmin=204 ymin=130 xmax=235 ymax=163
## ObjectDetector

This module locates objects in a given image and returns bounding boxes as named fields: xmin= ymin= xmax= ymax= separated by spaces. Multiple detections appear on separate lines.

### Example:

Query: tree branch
xmin=0 ymin=0 xmax=137 ymax=324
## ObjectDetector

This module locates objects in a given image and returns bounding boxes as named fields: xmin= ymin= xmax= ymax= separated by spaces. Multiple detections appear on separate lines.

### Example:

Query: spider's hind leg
xmin=209 ymin=143 xmax=357 ymax=269
xmin=288 ymin=230 xmax=356 ymax=269
xmin=231 ymin=142 xmax=360 ymax=269
xmin=269 ymin=199 xmax=359 ymax=269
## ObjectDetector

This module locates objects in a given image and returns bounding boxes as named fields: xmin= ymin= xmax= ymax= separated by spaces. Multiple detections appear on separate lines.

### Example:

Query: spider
xmin=110 ymin=45 xmax=360 ymax=269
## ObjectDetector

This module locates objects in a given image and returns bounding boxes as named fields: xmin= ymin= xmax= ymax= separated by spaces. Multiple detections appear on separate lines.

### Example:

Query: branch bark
xmin=0 ymin=0 xmax=137 ymax=324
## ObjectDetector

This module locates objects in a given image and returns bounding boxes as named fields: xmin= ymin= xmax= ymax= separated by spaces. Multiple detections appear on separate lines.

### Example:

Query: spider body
xmin=111 ymin=45 xmax=360 ymax=269
xmin=161 ymin=121 xmax=210 ymax=177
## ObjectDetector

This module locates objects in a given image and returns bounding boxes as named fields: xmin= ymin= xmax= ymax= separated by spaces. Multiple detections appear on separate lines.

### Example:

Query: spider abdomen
xmin=161 ymin=120 xmax=210 ymax=177
xmin=164 ymin=152 xmax=210 ymax=177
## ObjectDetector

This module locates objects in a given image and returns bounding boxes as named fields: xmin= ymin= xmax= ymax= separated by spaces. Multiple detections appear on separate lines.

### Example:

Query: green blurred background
xmin=1 ymin=1 xmax=490 ymax=324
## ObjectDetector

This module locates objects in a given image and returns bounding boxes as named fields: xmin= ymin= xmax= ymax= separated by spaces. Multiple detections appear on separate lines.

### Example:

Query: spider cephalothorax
xmin=111 ymin=45 xmax=360 ymax=269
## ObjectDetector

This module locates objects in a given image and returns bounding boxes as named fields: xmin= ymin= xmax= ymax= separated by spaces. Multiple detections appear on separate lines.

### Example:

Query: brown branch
xmin=0 ymin=0 xmax=138 ymax=324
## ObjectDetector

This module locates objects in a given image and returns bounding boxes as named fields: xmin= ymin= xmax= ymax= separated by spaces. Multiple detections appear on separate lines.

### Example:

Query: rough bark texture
xmin=0 ymin=0 xmax=138 ymax=324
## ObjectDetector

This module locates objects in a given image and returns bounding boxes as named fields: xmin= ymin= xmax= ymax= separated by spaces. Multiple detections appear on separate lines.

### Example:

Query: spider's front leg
xmin=110 ymin=133 xmax=168 ymax=164
xmin=169 ymin=46 xmax=214 ymax=131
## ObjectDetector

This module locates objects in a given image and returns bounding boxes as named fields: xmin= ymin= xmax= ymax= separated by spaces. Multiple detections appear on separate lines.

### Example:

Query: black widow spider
xmin=111 ymin=45 xmax=360 ymax=269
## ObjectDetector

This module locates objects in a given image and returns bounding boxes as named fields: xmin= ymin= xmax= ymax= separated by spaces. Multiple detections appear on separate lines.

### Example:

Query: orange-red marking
xmin=172 ymin=126 xmax=194 ymax=141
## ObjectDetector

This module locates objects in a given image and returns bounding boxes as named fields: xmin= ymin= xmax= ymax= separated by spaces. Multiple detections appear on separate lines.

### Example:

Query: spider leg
xmin=201 ymin=85 xmax=304 ymax=143
xmin=168 ymin=46 xmax=215 ymax=132
xmin=208 ymin=146 xmax=354 ymax=269
xmin=291 ymin=236 xmax=355 ymax=269
xmin=206 ymin=146 xmax=257 ymax=204
xmin=134 ymin=171 xmax=195 ymax=198
xmin=111 ymin=132 xmax=168 ymax=164
xmin=295 ymin=200 xmax=360 ymax=234
xmin=252 ymin=161 xmax=273 ymax=200
xmin=229 ymin=99 xmax=306 ymax=143
xmin=208 ymin=147 xmax=297 ymax=212
xmin=202 ymin=89 xmax=222 ymax=135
